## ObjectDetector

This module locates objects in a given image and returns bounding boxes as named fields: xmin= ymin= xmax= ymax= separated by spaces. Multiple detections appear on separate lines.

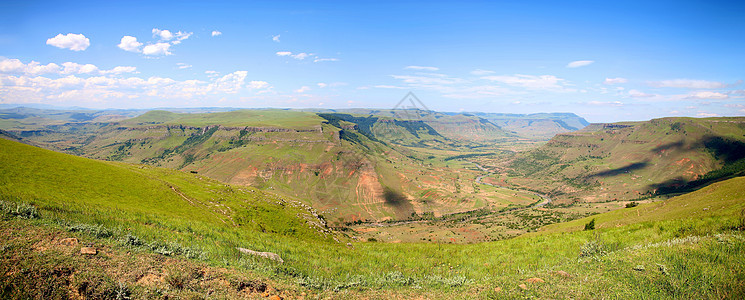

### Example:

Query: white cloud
xmin=687 ymin=91 xmax=728 ymax=99
xmin=649 ymin=79 xmax=728 ymax=89
xmin=46 ymin=33 xmax=90 ymax=51
xmin=374 ymin=85 xmax=406 ymax=89
xmin=405 ymin=66 xmax=439 ymax=71
xmin=176 ymin=63 xmax=192 ymax=69
xmin=566 ymin=60 xmax=594 ymax=68
xmin=482 ymin=74 xmax=564 ymax=89
xmin=61 ymin=62 xmax=98 ymax=74
xmin=295 ymin=86 xmax=311 ymax=93
xmin=211 ymin=30 xmax=222 ymax=37
xmin=697 ymin=112 xmax=719 ymax=117
xmin=317 ymin=83 xmax=328 ymax=88
xmin=0 ymin=69 xmax=270 ymax=104
xmin=276 ymin=51 xmax=311 ymax=60
xmin=587 ymin=100 xmax=623 ymax=106
xmin=247 ymin=81 xmax=270 ymax=89
xmin=392 ymin=74 xmax=465 ymax=86
xmin=142 ymin=43 xmax=172 ymax=56
xmin=0 ymin=58 xmax=135 ymax=76
xmin=170 ymin=31 xmax=192 ymax=44
xmin=205 ymin=70 xmax=220 ymax=78
xmin=628 ymin=89 xmax=654 ymax=98
xmin=292 ymin=52 xmax=310 ymax=60
xmin=118 ymin=36 xmax=142 ymax=52
xmin=272 ymin=34 xmax=280 ymax=42
xmin=152 ymin=28 xmax=174 ymax=41
xmin=314 ymin=58 xmax=339 ymax=62
xmin=604 ymin=77 xmax=628 ymax=85
xmin=101 ymin=66 xmax=137 ymax=75
xmin=470 ymin=69 xmax=495 ymax=76
xmin=209 ymin=71 xmax=247 ymax=93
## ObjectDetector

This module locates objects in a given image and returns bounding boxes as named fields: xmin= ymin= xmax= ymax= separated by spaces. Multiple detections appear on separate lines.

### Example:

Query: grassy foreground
xmin=2 ymin=137 xmax=745 ymax=298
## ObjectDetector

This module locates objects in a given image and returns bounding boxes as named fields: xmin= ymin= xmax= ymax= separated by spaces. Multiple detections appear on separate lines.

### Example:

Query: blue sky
xmin=1 ymin=0 xmax=743 ymax=122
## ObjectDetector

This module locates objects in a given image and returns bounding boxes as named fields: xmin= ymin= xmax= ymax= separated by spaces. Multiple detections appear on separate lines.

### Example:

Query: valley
xmin=1 ymin=107 xmax=744 ymax=298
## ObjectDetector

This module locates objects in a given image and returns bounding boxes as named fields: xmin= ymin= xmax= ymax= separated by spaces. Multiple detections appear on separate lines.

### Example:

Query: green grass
xmin=123 ymin=109 xmax=323 ymax=129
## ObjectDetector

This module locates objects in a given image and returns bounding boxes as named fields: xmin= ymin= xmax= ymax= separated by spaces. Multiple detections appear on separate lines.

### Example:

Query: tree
xmin=584 ymin=218 xmax=596 ymax=231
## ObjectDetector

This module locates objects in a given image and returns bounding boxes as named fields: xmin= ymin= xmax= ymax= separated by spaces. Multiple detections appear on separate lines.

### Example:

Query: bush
xmin=580 ymin=239 xmax=607 ymax=257
xmin=625 ymin=201 xmax=639 ymax=208
xmin=68 ymin=223 xmax=113 ymax=238
xmin=584 ymin=218 xmax=596 ymax=231
xmin=0 ymin=200 xmax=40 ymax=219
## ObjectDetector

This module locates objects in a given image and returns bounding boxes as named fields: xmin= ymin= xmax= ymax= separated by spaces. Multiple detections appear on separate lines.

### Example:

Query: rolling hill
xmin=2 ymin=136 xmax=743 ymax=298
xmin=485 ymin=117 xmax=745 ymax=206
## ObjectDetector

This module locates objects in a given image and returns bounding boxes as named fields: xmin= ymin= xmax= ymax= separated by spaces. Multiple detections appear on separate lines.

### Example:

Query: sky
xmin=1 ymin=0 xmax=744 ymax=122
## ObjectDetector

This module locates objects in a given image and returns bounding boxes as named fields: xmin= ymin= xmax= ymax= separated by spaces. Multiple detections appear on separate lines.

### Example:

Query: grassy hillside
xmin=2 ymin=137 xmax=744 ymax=298
xmin=484 ymin=117 xmax=745 ymax=207
xmin=2 ymin=109 xmax=538 ymax=231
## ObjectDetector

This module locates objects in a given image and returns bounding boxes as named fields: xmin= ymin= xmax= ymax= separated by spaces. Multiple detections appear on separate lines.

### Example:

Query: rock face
xmin=236 ymin=247 xmax=284 ymax=263
xmin=80 ymin=247 xmax=97 ymax=255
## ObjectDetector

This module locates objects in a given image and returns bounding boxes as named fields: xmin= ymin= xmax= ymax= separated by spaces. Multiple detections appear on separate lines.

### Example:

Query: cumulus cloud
xmin=211 ymin=30 xmax=222 ymax=37
xmin=604 ymin=77 xmax=628 ymax=85
xmin=275 ymin=51 xmax=310 ymax=60
xmin=61 ymin=62 xmax=98 ymax=74
xmin=100 ymin=66 xmax=137 ymax=75
xmin=46 ymin=33 xmax=90 ymax=51
xmin=405 ymin=66 xmax=439 ymax=71
xmin=0 ymin=69 xmax=270 ymax=104
xmin=482 ymin=74 xmax=565 ymax=89
xmin=0 ymin=58 xmax=135 ymax=76
xmin=118 ymin=36 xmax=142 ymax=52
xmin=649 ymin=79 xmax=728 ymax=89
xmin=152 ymin=28 xmax=174 ymax=41
xmin=209 ymin=71 xmax=248 ymax=93
xmin=142 ymin=43 xmax=172 ymax=56
xmin=272 ymin=34 xmax=280 ymax=42
xmin=176 ymin=63 xmax=192 ymax=69
xmin=119 ymin=29 xmax=190 ymax=56
xmin=697 ymin=112 xmax=719 ymax=117
xmin=687 ymin=91 xmax=728 ymax=99
xmin=247 ymin=81 xmax=270 ymax=89
xmin=566 ymin=60 xmax=594 ymax=68
xmin=317 ymin=83 xmax=328 ymax=88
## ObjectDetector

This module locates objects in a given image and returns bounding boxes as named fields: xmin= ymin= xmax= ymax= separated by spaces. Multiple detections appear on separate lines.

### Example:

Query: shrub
xmin=625 ymin=201 xmax=639 ymax=208
xmin=68 ymin=223 xmax=113 ymax=238
xmin=0 ymin=200 xmax=40 ymax=219
xmin=580 ymin=239 xmax=607 ymax=257
xmin=584 ymin=218 xmax=596 ymax=231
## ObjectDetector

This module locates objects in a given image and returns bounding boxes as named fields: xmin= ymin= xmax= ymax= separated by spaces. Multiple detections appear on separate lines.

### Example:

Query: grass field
xmin=2 ymin=137 xmax=744 ymax=298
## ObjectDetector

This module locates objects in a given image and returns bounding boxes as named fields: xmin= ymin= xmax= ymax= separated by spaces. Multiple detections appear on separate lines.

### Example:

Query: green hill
xmin=2 ymin=137 xmax=744 ymax=298
xmin=490 ymin=117 xmax=745 ymax=207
